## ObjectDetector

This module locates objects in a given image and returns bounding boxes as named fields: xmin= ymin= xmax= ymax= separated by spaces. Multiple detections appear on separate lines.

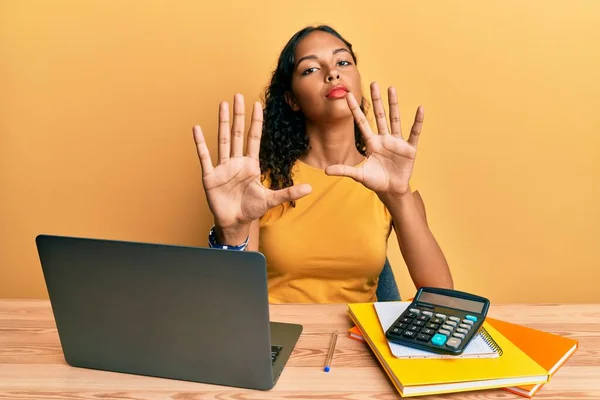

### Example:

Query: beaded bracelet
xmin=208 ymin=225 xmax=249 ymax=251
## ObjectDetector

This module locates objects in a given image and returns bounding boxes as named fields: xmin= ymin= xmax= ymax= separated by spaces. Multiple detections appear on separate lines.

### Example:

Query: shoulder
xmin=259 ymin=160 xmax=302 ymax=189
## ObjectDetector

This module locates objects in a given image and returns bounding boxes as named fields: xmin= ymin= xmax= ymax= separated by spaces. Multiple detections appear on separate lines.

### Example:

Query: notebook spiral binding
xmin=480 ymin=326 xmax=503 ymax=356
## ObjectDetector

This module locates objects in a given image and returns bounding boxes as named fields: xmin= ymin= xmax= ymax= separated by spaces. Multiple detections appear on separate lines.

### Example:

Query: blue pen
xmin=324 ymin=330 xmax=338 ymax=372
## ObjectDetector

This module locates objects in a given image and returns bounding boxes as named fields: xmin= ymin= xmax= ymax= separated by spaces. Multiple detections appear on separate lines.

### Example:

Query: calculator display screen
xmin=418 ymin=292 xmax=484 ymax=313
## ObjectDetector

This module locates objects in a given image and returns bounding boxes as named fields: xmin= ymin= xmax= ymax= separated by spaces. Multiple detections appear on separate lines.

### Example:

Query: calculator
xmin=385 ymin=287 xmax=490 ymax=355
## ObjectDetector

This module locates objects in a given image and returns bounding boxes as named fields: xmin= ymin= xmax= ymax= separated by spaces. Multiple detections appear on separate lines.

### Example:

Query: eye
xmin=302 ymin=67 xmax=318 ymax=76
xmin=338 ymin=60 xmax=352 ymax=66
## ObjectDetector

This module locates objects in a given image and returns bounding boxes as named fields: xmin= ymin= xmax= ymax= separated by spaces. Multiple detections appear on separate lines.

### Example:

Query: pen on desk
xmin=324 ymin=330 xmax=338 ymax=372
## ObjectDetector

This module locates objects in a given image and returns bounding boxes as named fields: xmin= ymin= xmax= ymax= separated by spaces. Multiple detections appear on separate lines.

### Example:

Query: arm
xmin=212 ymin=218 xmax=258 ymax=251
xmin=412 ymin=190 xmax=427 ymax=223
xmin=247 ymin=219 xmax=260 ymax=251
xmin=323 ymin=83 xmax=453 ymax=289
xmin=193 ymin=95 xmax=310 ymax=252
xmin=384 ymin=190 xmax=454 ymax=290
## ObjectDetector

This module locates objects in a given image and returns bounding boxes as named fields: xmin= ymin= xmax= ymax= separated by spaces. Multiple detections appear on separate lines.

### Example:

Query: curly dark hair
xmin=259 ymin=25 xmax=368 ymax=203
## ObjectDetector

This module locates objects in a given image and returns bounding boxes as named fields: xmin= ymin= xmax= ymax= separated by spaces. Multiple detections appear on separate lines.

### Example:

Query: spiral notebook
xmin=374 ymin=301 xmax=502 ymax=359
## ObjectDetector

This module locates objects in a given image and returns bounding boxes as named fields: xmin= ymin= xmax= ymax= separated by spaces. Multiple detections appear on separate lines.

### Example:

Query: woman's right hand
xmin=193 ymin=93 xmax=312 ymax=245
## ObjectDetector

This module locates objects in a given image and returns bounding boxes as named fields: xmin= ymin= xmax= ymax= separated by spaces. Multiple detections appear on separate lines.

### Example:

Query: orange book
xmin=486 ymin=317 xmax=579 ymax=398
xmin=347 ymin=325 xmax=366 ymax=343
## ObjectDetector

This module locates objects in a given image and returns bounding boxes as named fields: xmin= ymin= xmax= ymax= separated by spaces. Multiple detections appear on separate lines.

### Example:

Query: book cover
xmin=486 ymin=317 xmax=579 ymax=398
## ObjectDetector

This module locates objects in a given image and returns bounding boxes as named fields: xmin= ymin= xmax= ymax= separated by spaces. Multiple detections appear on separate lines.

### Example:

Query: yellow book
xmin=348 ymin=302 xmax=549 ymax=397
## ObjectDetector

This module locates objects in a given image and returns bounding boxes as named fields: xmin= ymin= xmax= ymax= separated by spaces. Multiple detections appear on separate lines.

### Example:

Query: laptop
xmin=35 ymin=234 xmax=302 ymax=390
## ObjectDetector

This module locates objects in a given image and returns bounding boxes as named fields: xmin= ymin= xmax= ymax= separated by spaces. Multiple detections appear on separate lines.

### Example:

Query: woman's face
xmin=288 ymin=30 xmax=363 ymax=123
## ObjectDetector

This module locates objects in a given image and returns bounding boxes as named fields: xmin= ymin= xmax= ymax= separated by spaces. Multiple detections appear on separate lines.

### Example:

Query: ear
xmin=284 ymin=91 xmax=300 ymax=111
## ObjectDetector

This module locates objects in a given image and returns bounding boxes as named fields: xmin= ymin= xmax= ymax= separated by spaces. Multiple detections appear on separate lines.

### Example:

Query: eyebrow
xmin=295 ymin=48 xmax=351 ymax=68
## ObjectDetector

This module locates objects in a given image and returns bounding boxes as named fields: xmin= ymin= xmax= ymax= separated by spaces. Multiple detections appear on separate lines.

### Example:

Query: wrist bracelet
xmin=208 ymin=225 xmax=249 ymax=251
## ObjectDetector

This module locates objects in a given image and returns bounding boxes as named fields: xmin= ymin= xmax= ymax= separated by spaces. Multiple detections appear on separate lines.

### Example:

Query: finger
xmin=267 ymin=184 xmax=312 ymax=208
xmin=246 ymin=101 xmax=263 ymax=160
xmin=231 ymin=93 xmax=245 ymax=158
xmin=347 ymin=92 xmax=374 ymax=142
xmin=388 ymin=87 xmax=402 ymax=137
xmin=218 ymin=101 xmax=231 ymax=164
xmin=324 ymin=164 xmax=364 ymax=183
xmin=192 ymin=125 xmax=214 ymax=176
xmin=370 ymin=82 xmax=389 ymax=134
xmin=407 ymin=106 xmax=424 ymax=147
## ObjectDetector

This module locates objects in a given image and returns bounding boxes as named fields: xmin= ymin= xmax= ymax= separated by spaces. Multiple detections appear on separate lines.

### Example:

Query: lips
xmin=326 ymin=85 xmax=349 ymax=99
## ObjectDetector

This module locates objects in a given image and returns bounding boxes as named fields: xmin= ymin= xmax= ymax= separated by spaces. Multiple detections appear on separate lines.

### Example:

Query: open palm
xmin=325 ymin=82 xmax=422 ymax=199
xmin=193 ymin=94 xmax=311 ymax=229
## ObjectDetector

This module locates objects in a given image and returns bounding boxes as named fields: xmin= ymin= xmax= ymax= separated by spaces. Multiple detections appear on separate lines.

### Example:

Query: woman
xmin=192 ymin=25 xmax=454 ymax=303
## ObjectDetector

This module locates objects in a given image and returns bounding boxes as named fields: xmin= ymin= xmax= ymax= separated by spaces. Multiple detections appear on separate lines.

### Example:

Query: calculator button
xmin=417 ymin=315 xmax=429 ymax=322
xmin=441 ymin=324 xmax=454 ymax=331
xmin=431 ymin=333 xmax=447 ymax=346
xmin=462 ymin=319 xmax=474 ymax=326
xmin=401 ymin=317 xmax=412 ymax=324
xmin=409 ymin=308 xmax=421 ymax=315
xmin=416 ymin=333 xmax=431 ymax=342
xmin=456 ymin=328 xmax=468 ymax=334
xmin=445 ymin=320 xmax=457 ymax=327
xmin=422 ymin=311 xmax=433 ymax=317
xmin=409 ymin=325 xmax=420 ymax=332
xmin=438 ymin=329 xmax=451 ymax=336
xmin=446 ymin=337 xmax=462 ymax=349
xmin=414 ymin=320 xmax=426 ymax=327
xmin=448 ymin=316 xmax=461 ymax=323
xmin=395 ymin=323 xmax=407 ymax=329
xmin=421 ymin=328 xmax=434 ymax=335
xmin=459 ymin=323 xmax=471 ymax=330
xmin=426 ymin=323 xmax=440 ymax=330
xmin=408 ymin=312 xmax=418 ymax=319
xmin=453 ymin=332 xmax=466 ymax=339
xmin=465 ymin=315 xmax=478 ymax=322
xmin=435 ymin=313 xmax=447 ymax=320
xmin=403 ymin=330 xmax=416 ymax=338
xmin=431 ymin=317 xmax=444 ymax=325
xmin=391 ymin=327 xmax=402 ymax=334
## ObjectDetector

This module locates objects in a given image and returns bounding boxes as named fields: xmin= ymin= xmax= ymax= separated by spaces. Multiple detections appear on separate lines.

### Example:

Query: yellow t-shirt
xmin=259 ymin=159 xmax=393 ymax=304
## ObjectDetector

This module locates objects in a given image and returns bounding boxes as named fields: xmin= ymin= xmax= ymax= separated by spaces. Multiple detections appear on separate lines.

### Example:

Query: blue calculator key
xmin=431 ymin=333 xmax=447 ymax=346
xmin=465 ymin=315 xmax=478 ymax=322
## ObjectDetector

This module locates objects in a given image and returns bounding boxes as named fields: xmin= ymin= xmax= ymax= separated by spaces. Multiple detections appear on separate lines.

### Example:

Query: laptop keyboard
xmin=271 ymin=345 xmax=283 ymax=364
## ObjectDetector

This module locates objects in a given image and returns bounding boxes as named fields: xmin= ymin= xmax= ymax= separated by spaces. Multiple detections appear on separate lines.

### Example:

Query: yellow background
xmin=1 ymin=1 xmax=599 ymax=302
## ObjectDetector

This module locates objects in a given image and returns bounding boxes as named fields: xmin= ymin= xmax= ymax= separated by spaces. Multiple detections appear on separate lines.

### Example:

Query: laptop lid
xmin=35 ymin=234 xmax=279 ymax=390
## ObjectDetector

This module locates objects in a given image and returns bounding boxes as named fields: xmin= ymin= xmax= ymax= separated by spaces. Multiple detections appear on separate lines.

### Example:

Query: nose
xmin=326 ymin=70 xmax=340 ymax=82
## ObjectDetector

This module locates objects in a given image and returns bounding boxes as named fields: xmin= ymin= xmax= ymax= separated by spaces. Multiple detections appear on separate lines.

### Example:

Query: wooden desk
xmin=1 ymin=300 xmax=598 ymax=399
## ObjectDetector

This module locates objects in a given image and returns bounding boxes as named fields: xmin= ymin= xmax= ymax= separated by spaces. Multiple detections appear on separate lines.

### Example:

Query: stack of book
xmin=347 ymin=301 xmax=578 ymax=398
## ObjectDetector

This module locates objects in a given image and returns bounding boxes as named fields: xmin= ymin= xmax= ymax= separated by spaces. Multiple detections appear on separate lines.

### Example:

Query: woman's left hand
xmin=325 ymin=82 xmax=423 ymax=201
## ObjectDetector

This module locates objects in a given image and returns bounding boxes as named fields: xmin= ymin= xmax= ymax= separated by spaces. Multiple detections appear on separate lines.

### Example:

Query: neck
xmin=300 ymin=117 xmax=365 ymax=169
